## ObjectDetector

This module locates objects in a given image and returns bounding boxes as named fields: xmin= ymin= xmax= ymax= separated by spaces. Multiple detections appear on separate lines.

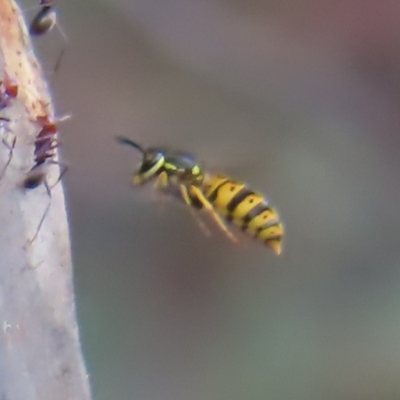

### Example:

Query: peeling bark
xmin=0 ymin=1 xmax=91 ymax=399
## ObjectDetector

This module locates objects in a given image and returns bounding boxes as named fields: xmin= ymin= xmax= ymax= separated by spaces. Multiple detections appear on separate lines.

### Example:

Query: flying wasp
xmin=117 ymin=137 xmax=283 ymax=255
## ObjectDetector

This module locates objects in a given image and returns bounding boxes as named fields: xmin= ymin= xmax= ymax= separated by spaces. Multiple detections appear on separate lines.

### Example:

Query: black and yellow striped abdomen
xmin=202 ymin=175 xmax=283 ymax=254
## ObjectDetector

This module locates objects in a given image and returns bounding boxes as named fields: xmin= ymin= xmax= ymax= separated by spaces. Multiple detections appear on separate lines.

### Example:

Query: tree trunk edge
xmin=0 ymin=1 xmax=92 ymax=399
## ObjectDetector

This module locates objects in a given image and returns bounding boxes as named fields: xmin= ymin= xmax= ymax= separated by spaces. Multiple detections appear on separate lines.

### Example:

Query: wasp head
xmin=116 ymin=136 xmax=166 ymax=185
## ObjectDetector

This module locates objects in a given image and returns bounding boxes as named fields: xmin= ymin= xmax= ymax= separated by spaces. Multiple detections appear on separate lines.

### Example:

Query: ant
xmin=29 ymin=0 xmax=68 ymax=73
xmin=29 ymin=0 xmax=57 ymax=36
xmin=23 ymin=114 xmax=69 ymax=242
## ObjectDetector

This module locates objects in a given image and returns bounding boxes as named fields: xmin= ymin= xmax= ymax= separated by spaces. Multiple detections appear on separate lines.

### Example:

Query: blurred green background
xmin=28 ymin=0 xmax=400 ymax=399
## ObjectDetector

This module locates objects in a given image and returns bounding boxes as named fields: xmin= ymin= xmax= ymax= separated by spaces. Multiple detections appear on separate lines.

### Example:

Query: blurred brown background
xmin=28 ymin=0 xmax=400 ymax=399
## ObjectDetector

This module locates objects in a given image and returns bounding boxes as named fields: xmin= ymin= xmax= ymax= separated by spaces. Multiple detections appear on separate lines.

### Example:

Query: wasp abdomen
xmin=204 ymin=176 xmax=283 ymax=254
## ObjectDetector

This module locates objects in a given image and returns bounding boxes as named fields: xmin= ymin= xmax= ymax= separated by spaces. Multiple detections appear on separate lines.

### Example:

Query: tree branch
xmin=0 ymin=0 xmax=91 ymax=399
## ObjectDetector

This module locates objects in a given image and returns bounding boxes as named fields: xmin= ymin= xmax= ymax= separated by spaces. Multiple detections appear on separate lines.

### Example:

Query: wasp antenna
xmin=115 ymin=136 xmax=145 ymax=153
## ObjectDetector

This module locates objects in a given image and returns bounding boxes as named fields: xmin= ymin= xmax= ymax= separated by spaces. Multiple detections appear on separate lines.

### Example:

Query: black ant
xmin=29 ymin=0 xmax=57 ymax=36
xmin=29 ymin=0 xmax=67 ymax=73
xmin=23 ymin=114 xmax=70 ymax=189
xmin=0 ymin=73 xmax=18 ymax=109
xmin=23 ymin=114 xmax=69 ymax=242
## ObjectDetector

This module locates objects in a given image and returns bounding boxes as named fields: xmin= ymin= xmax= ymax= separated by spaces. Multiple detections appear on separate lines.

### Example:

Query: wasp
xmin=117 ymin=137 xmax=283 ymax=255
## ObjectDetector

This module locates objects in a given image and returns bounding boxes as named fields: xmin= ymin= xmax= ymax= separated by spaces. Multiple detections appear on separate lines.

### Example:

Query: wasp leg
xmin=154 ymin=171 xmax=169 ymax=190
xmin=153 ymin=171 xmax=169 ymax=209
xmin=188 ymin=185 xmax=239 ymax=245
xmin=179 ymin=183 xmax=192 ymax=206
xmin=179 ymin=184 xmax=212 ymax=237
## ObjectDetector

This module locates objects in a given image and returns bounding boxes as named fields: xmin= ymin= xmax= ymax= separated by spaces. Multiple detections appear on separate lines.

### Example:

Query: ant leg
xmin=0 ymin=112 xmax=17 ymax=180
xmin=188 ymin=185 xmax=239 ymax=245
xmin=51 ymin=24 xmax=68 ymax=75
xmin=30 ymin=113 xmax=71 ymax=131
xmin=29 ymin=180 xmax=52 ymax=243
xmin=0 ymin=136 xmax=16 ymax=180
xmin=49 ymin=163 xmax=68 ymax=189
xmin=52 ymin=45 xmax=66 ymax=75
xmin=57 ymin=114 xmax=71 ymax=123
xmin=153 ymin=171 xmax=169 ymax=208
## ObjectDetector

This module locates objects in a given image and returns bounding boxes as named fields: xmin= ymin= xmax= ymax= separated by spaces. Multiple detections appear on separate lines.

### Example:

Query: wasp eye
xmin=138 ymin=150 xmax=164 ymax=176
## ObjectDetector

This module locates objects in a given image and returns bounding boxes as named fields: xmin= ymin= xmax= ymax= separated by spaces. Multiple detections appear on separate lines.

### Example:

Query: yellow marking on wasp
xmin=231 ymin=193 xmax=264 ymax=221
xmin=191 ymin=165 xmax=201 ymax=175
xmin=154 ymin=171 xmax=169 ymax=190
xmin=164 ymin=162 xmax=178 ymax=171
xmin=247 ymin=208 xmax=279 ymax=235
xmin=257 ymin=224 xmax=284 ymax=241
xmin=140 ymin=156 xmax=165 ymax=182
xmin=202 ymin=176 xmax=229 ymax=197
xmin=211 ymin=181 xmax=247 ymax=217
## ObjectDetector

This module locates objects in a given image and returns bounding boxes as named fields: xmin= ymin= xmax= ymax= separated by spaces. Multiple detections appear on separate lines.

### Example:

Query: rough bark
xmin=0 ymin=0 xmax=91 ymax=399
